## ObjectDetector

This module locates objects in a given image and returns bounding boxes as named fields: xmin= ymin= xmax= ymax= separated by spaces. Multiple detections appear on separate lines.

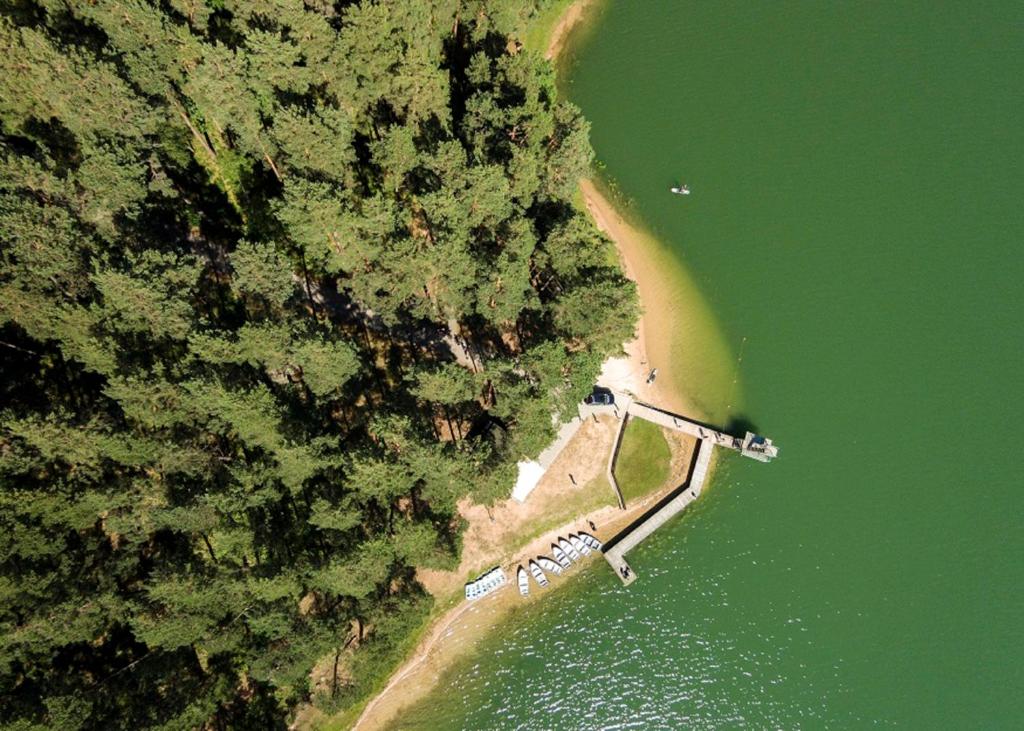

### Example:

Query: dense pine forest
xmin=0 ymin=0 xmax=635 ymax=727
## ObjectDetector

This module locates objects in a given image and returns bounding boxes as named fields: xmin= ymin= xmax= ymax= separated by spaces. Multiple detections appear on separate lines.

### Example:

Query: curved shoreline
xmin=347 ymin=484 xmax=667 ymax=731
xmin=545 ymin=0 xmax=599 ymax=59
xmin=581 ymin=179 xmax=703 ymax=418
xmin=335 ymin=4 xmax=733 ymax=729
xmin=582 ymin=178 xmax=739 ymax=424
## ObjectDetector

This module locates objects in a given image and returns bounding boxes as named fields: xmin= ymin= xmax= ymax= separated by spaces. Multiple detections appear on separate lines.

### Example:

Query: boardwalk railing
xmin=605 ymin=413 xmax=628 ymax=510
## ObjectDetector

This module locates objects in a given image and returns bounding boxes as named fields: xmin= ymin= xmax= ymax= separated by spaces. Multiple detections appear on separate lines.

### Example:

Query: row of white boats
xmin=464 ymin=566 xmax=508 ymax=601
xmin=517 ymin=532 xmax=602 ymax=596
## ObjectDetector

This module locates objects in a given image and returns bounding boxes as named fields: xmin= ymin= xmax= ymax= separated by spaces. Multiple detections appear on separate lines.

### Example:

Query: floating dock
xmin=603 ymin=399 xmax=777 ymax=584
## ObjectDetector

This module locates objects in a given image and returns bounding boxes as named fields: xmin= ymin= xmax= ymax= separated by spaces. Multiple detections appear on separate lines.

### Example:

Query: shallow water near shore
xmin=392 ymin=2 xmax=1024 ymax=728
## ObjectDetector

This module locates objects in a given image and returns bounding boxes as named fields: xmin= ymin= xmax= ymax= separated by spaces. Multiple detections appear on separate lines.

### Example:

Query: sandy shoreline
xmin=339 ymin=5 xmax=716 ymax=730
xmin=343 ymin=192 xmax=710 ymax=729
xmin=545 ymin=0 xmax=597 ymax=60
xmin=348 ymin=445 xmax=691 ymax=731
xmin=582 ymin=179 xmax=706 ymax=420
xmin=344 ymin=182 xmax=712 ymax=727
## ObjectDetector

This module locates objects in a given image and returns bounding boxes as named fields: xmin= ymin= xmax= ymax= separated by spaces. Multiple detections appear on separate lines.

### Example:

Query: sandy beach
xmin=582 ymin=179 xmax=708 ymax=419
xmin=333 ymin=6 xmax=721 ymax=730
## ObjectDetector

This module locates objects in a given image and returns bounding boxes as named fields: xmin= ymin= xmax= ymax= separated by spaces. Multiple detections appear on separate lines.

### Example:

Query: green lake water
xmin=393 ymin=2 xmax=1023 ymax=727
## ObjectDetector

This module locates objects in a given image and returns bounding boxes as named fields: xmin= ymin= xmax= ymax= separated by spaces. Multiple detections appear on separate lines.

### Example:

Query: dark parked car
xmin=584 ymin=388 xmax=614 ymax=406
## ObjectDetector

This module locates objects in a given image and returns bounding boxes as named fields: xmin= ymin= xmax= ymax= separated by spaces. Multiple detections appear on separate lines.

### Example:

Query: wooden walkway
xmin=602 ymin=398 xmax=777 ymax=584
xmin=626 ymin=401 xmax=744 ymax=450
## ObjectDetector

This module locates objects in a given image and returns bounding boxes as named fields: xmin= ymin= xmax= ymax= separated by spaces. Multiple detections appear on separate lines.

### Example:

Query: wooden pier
xmin=602 ymin=399 xmax=777 ymax=584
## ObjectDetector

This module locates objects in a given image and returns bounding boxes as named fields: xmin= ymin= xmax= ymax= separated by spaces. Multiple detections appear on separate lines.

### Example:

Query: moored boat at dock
xmin=569 ymin=534 xmax=590 ymax=556
xmin=579 ymin=532 xmax=602 ymax=551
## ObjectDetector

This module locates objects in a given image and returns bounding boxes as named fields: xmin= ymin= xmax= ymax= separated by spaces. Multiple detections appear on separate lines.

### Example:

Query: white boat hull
xmin=552 ymin=544 xmax=571 ymax=568
xmin=559 ymin=537 xmax=581 ymax=562
xmin=465 ymin=567 xmax=507 ymax=601
xmin=579 ymin=532 xmax=602 ymax=551
xmin=569 ymin=534 xmax=591 ymax=556
xmin=538 ymin=556 xmax=562 ymax=576
xmin=528 ymin=560 xmax=549 ymax=587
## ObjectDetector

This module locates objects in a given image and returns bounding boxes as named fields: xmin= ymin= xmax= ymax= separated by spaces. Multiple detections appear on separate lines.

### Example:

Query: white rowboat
xmin=569 ymin=534 xmax=591 ymax=556
xmin=552 ymin=544 xmax=571 ymax=569
xmin=538 ymin=556 xmax=562 ymax=576
xmin=579 ymin=532 xmax=602 ymax=551
xmin=559 ymin=537 xmax=581 ymax=562
xmin=528 ymin=560 xmax=549 ymax=587
xmin=517 ymin=566 xmax=529 ymax=596
xmin=465 ymin=567 xmax=506 ymax=601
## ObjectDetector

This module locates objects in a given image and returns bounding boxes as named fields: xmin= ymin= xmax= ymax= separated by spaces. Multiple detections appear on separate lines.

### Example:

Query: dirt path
xmin=417 ymin=415 xmax=621 ymax=597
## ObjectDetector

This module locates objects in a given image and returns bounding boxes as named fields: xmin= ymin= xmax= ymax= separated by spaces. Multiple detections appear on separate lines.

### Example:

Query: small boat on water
xmin=670 ymin=184 xmax=690 ymax=195
xmin=528 ymin=560 xmax=549 ymax=587
xmin=579 ymin=532 xmax=603 ymax=551
xmin=559 ymin=537 xmax=581 ymax=562
xmin=517 ymin=566 xmax=529 ymax=596
xmin=569 ymin=534 xmax=591 ymax=556
xmin=646 ymin=368 xmax=658 ymax=384
xmin=552 ymin=543 xmax=571 ymax=569
xmin=537 ymin=556 xmax=562 ymax=576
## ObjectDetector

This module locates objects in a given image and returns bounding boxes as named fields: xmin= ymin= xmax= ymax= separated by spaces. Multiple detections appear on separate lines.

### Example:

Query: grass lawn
xmin=614 ymin=418 xmax=671 ymax=505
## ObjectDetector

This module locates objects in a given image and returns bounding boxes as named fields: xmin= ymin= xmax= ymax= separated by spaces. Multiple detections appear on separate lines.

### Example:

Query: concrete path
xmin=626 ymin=401 xmax=743 ymax=450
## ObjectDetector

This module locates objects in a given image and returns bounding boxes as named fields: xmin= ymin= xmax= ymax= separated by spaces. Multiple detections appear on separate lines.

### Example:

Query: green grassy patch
xmin=614 ymin=418 xmax=671 ymax=504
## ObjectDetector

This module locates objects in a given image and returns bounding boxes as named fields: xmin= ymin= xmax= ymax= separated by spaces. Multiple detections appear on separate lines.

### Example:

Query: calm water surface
xmin=396 ymin=2 xmax=1023 ymax=727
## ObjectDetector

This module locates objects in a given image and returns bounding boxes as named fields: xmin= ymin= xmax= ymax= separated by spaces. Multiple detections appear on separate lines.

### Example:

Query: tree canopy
xmin=0 ymin=0 xmax=636 ymax=727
